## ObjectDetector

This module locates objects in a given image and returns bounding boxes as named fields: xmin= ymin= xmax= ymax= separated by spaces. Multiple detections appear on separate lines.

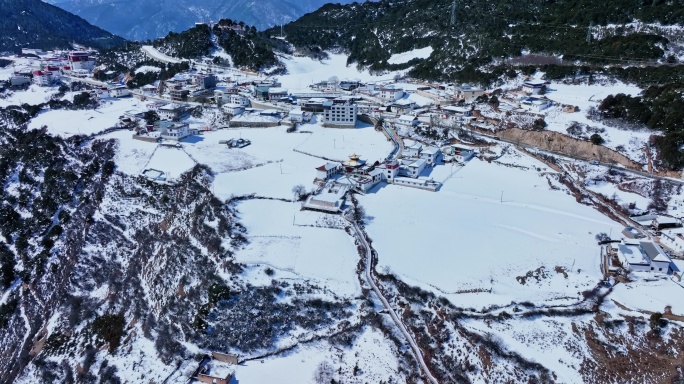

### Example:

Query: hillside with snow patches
xmin=2 ymin=46 xmax=684 ymax=383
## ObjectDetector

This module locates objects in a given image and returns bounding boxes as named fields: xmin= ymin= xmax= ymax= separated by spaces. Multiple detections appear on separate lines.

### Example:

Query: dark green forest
xmin=0 ymin=0 xmax=124 ymax=53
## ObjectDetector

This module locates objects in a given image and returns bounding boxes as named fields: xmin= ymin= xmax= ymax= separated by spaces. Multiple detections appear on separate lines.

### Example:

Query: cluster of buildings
xmin=607 ymin=215 xmax=683 ymax=275
xmin=303 ymin=139 xmax=468 ymax=212
xmin=10 ymin=50 xmax=97 ymax=87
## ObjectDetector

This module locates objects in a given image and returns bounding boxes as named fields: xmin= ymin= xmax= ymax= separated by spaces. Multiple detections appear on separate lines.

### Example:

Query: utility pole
xmin=450 ymin=0 xmax=457 ymax=27
xmin=586 ymin=22 xmax=593 ymax=43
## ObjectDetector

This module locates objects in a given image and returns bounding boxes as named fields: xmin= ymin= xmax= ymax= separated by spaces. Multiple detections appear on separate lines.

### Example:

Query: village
xmin=7 ymin=46 xmax=684 ymax=267
xmin=4 ymin=46 xmax=684 ymax=383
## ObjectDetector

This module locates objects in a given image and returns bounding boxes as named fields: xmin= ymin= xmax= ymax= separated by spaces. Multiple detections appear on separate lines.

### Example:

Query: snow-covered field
xmin=278 ymin=53 xmax=402 ymax=93
xmin=29 ymin=97 xmax=145 ymax=137
xmin=359 ymin=149 xmax=623 ymax=309
xmin=235 ymin=199 xmax=360 ymax=297
xmin=0 ymin=84 xmax=59 ymax=107
xmin=233 ymin=326 xmax=400 ymax=383
xmin=544 ymin=82 xmax=652 ymax=162
xmin=387 ymin=46 xmax=434 ymax=65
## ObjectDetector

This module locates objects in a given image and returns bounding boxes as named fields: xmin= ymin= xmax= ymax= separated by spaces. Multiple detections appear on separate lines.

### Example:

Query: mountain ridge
xmin=0 ymin=0 xmax=124 ymax=53
xmin=51 ymin=0 xmax=364 ymax=41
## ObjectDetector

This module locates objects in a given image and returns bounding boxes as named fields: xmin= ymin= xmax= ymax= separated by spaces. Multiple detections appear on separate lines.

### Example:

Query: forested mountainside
xmin=273 ymin=0 xmax=684 ymax=80
xmin=0 ymin=0 xmax=124 ymax=53
xmin=53 ymin=0 xmax=361 ymax=41
xmin=96 ymin=20 xmax=279 ymax=87
xmin=0 ymin=109 xmax=352 ymax=383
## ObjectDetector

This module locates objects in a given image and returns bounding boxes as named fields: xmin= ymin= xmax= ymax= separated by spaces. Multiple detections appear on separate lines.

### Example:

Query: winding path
xmin=345 ymin=215 xmax=439 ymax=384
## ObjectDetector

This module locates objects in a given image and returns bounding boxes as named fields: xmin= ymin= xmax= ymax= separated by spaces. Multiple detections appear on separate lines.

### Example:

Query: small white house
xmin=378 ymin=86 xmax=404 ymax=101
xmin=221 ymin=103 xmax=244 ymax=116
xmin=616 ymin=240 xmax=672 ymax=273
xmin=396 ymin=114 xmax=419 ymax=129
xmin=230 ymin=94 xmax=250 ymax=107
xmin=158 ymin=103 xmax=187 ymax=121
xmin=420 ymin=146 xmax=441 ymax=165
xmin=316 ymin=163 xmax=341 ymax=180
xmin=403 ymin=141 xmax=423 ymax=158
xmin=450 ymin=146 xmax=476 ymax=162
xmin=159 ymin=121 xmax=192 ymax=141
xmin=109 ymin=85 xmax=131 ymax=98
xmin=522 ymin=79 xmax=546 ymax=94
xmin=32 ymin=70 xmax=53 ymax=87
xmin=399 ymin=158 xmax=426 ymax=178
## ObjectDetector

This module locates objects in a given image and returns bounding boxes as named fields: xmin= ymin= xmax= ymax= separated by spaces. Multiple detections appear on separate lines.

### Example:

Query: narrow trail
xmin=345 ymin=213 xmax=439 ymax=384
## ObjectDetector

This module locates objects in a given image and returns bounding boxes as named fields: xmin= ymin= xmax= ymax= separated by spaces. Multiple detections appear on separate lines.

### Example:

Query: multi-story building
xmin=68 ymin=52 xmax=96 ymax=72
xmin=322 ymin=103 xmax=357 ymax=128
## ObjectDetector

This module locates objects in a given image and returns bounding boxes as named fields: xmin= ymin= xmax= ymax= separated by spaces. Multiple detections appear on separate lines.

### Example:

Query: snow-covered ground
xmin=387 ymin=46 xmax=434 ymax=65
xmin=29 ymin=97 xmax=145 ymax=137
xmin=233 ymin=326 xmax=400 ymax=383
xmin=278 ymin=53 xmax=403 ymax=93
xmin=359 ymin=149 xmax=623 ymax=309
xmin=544 ymin=82 xmax=652 ymax=162
xmin=0 ymin=84 xmax=59 ymax=107
xmin=235 ymin=199 xmax=360 ymax=297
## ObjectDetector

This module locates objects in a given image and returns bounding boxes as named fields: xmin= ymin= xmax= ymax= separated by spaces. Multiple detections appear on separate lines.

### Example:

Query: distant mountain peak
xmin=52 ymin=0 xmax=365 ymax=41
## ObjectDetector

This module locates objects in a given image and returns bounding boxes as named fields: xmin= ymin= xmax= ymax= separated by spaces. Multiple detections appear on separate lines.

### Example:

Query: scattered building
xmin=32 ymin=70 xmax=53 ymax=86
xmin=315 ymin=163 xmax=342 ymax=180
xmin=449 ymin=146 xmax=476 ymax=162
xmin=109 ymin=85 xmax=131 ymax=98
xmin=522 ymin=79 xmax=546 ymax=94
xmin=652 ymin=215 xmax=682 ymax=231
xmin=68 ymin=51 xmax=96 ymax=72
xmin=378 ymin=85 xmax=404 ymax=101
xmin=157 ymin=103 xmax=188 ymax=121
xmin=303 ymin=183 xmax=348 ymax=213
xmin=616 ymin=239 xmax=672 ymax=273
xmin=158 ymin=121 xmax=194 ymax=141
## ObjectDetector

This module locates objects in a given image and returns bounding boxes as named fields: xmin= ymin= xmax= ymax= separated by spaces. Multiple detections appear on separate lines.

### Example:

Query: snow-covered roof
xmin=523 ymin=79 xmax=546 ymax=86
xmin=442 ymin=106 xmax=469 ymax=114
xmin=398 ymin=115 xmax=416 ymax=122
xmin=617 ymin=243 xmax=650 ymax=266
xmin=316 ymin=163 xmax=339 ymax=171
xmin=422 ymin=146 xmax=440 ymax=155
xmin=408 ymin=159 xmax=426 ymax=168
xmin=655 ymin=215 xmax=680 ymax=225
xmin=640 ymin=241 xmax=671 ymax=263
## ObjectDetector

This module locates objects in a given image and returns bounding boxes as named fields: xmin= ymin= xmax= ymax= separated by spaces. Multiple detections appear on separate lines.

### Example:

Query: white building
xmin=288 ymin=108 xmax=311 ymax=123
xmin=158 ymin=104 xmax=187 ymax=121
xmin=522 ymin=79 xmax=546 ymax=94
xmin=315 ymin=163 xmax=341 ymax=180
xmin=420 ymin=146 xmax=441 ymax=165
xmin=403 ymin=141 xmax=423 ymax=158
xmin=396 ymin=114 xmax=419 ymax=129
xmin=32 ymin=70 xmax=53 ymax=87
xmin=230 ymin=94 xmax=250 ymax=107
xmin=450 ymin=146 xmax=476 ymax=162
xmin=378 ymin=85 xmax=404 ymax=101
xmin=109 ymin=85 xmax=131 ymax=98
xmin=303 ymin=183 xmax=348 ymax=213
xmin=398 ymin=158 xmax=426 ymax=178
xmin=221 ymin=103 xmax=244 ymax=115
xmin=68 ymin=52 xmax=96 ymax=72
xmin=661 ymin=228 xmax=684 ymax=255
xmin=616 ymin=240 xmax=672 ymax=273
xmin=159 ymin=121 xmax=193 ymax=141
xmin=323 ymin=103 xmax=358 ymax=127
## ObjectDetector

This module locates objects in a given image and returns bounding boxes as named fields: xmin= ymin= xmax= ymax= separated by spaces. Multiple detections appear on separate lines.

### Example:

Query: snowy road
xmin=346 ymin=214 xmax=439 ymax=384
xmin=140 ymin=45 xmax=186 ymax=64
